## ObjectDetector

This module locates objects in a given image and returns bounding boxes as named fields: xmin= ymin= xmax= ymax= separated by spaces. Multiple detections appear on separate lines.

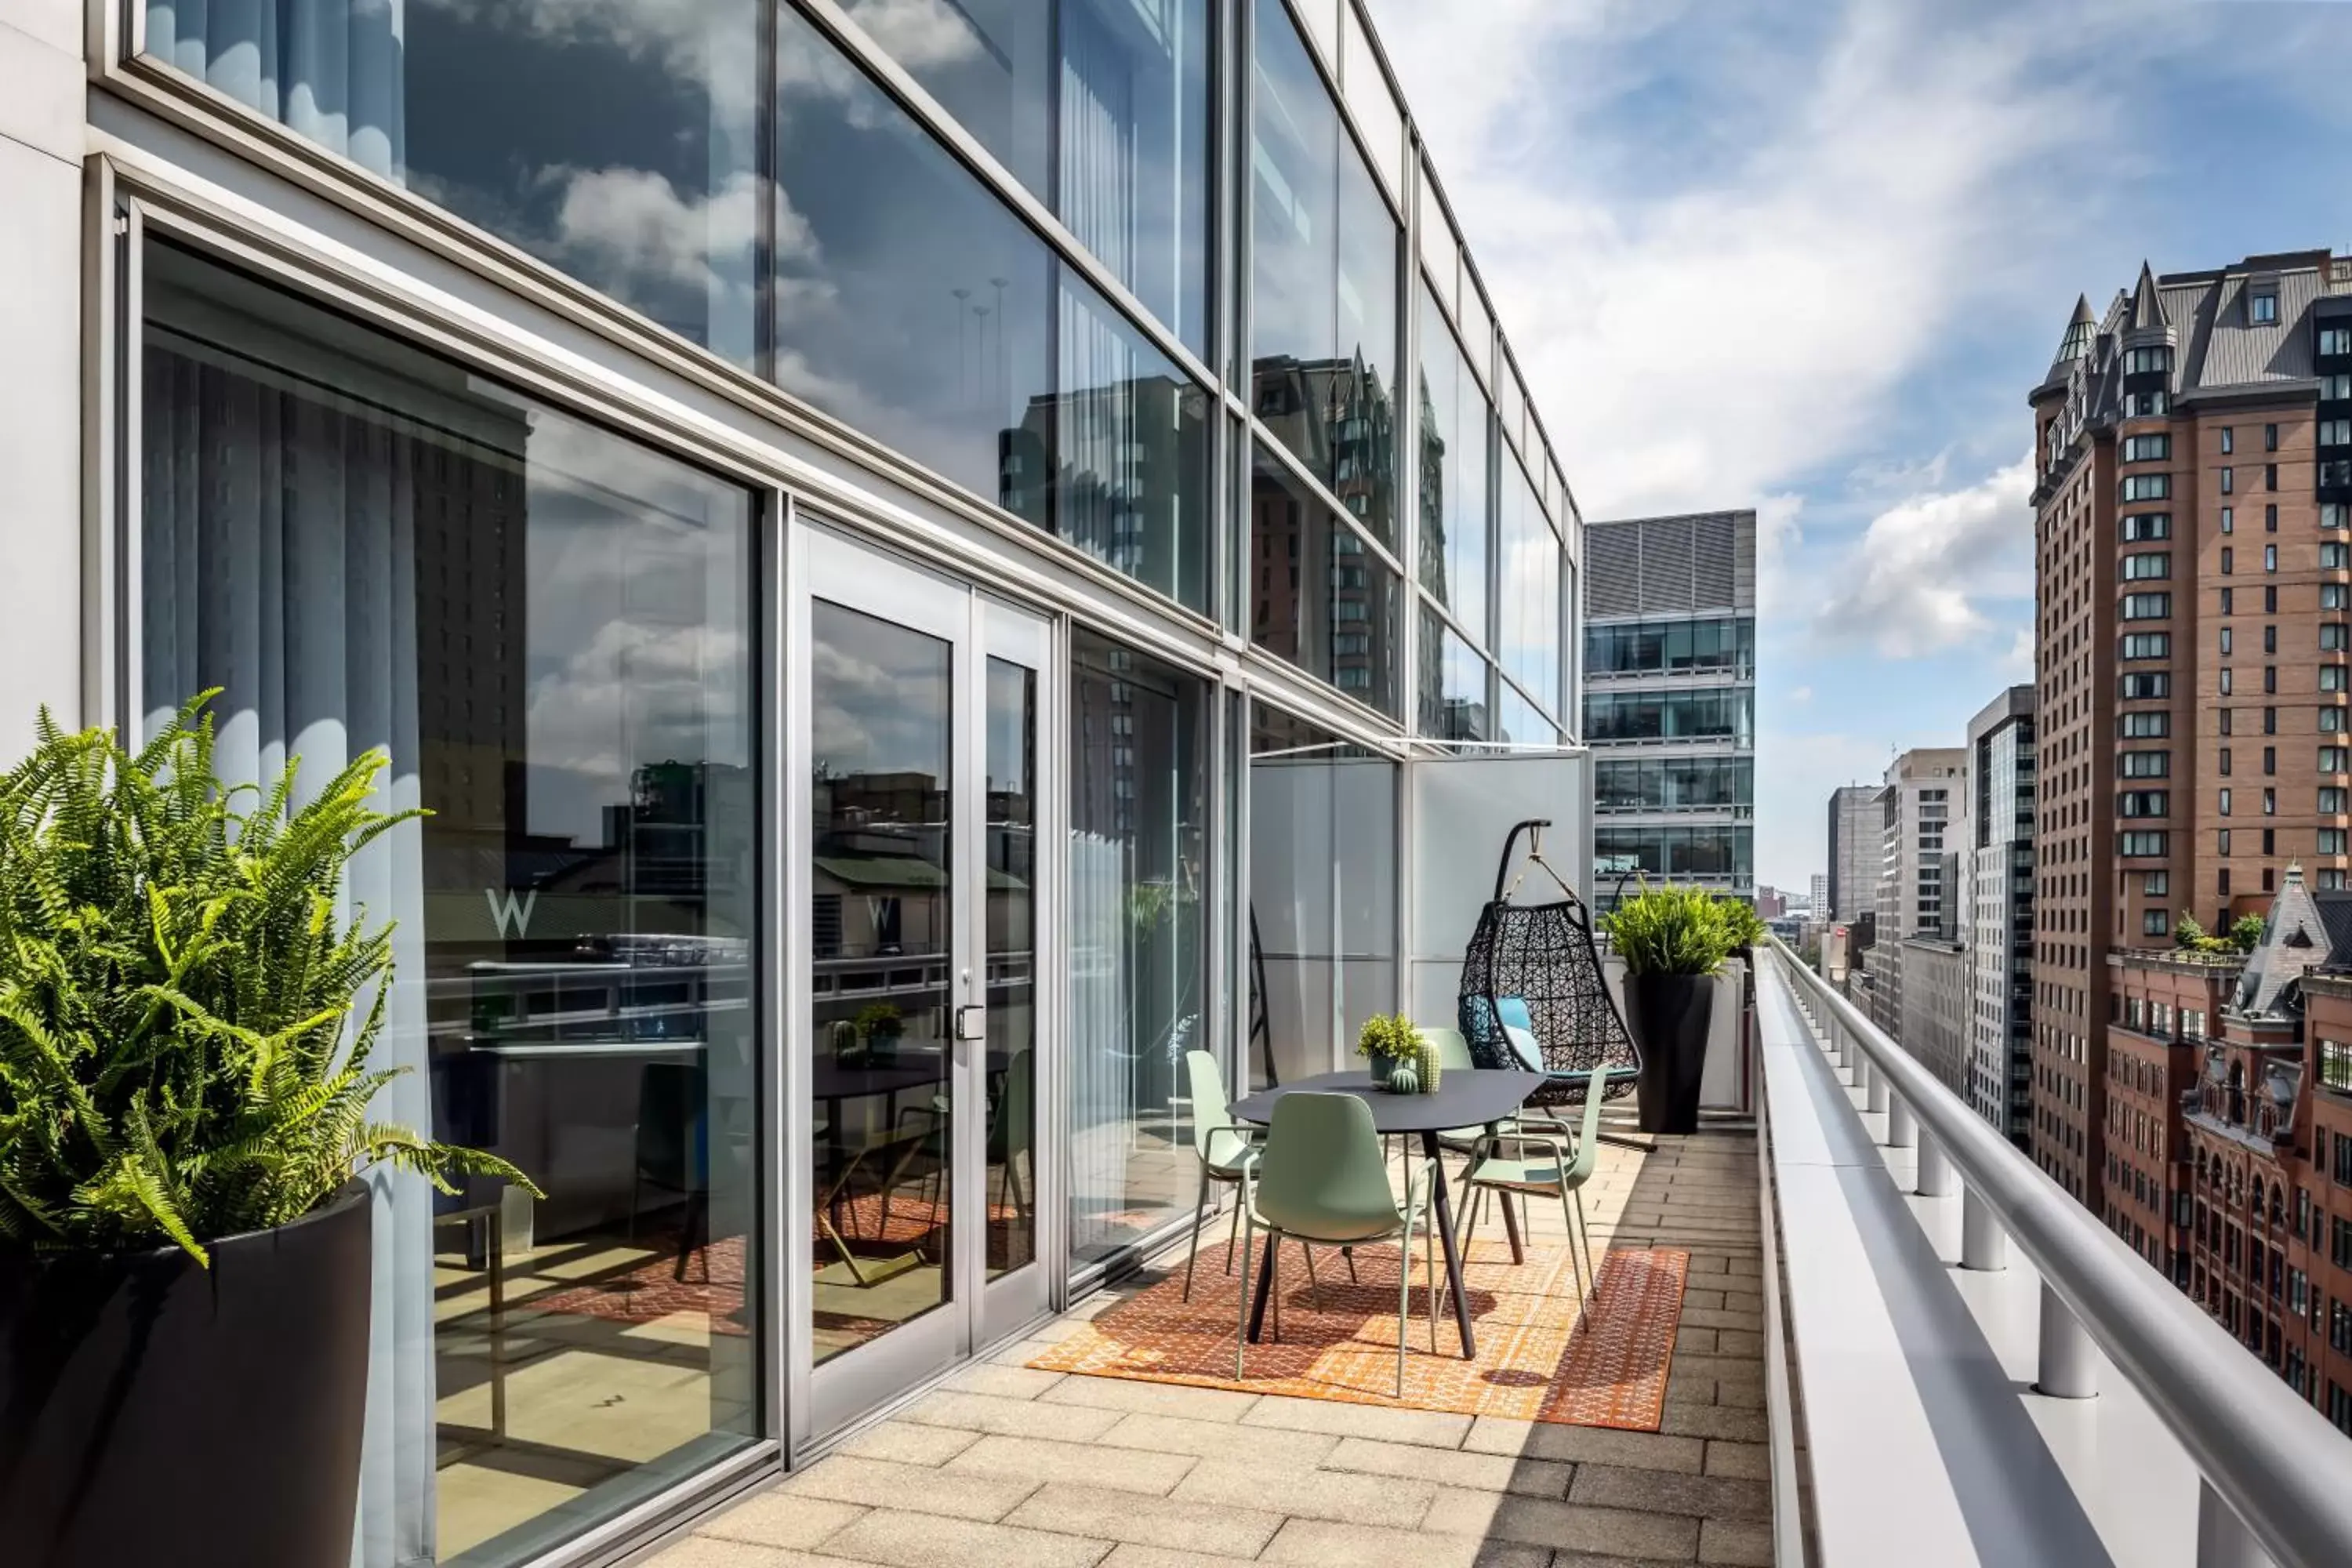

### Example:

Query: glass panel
xmin=1457 ymin=280 xmax=1493 ymax=390
xmin=1250 ymin=0 xmax=1398 ymax=549
xmin=775 ymin=11 xmax=1211 ymax=611
xmin=985 ymin=657 xmax=1039 ymax=1279
xmin=1498 ymin=682 xmax=1557 ymax=749
xmin=776 ymin=7 xmax=1052 ymax=518
xmin=1248 ymin=708 xmax=1397 ymax=1088
xmin=1250 ymin=0 xmax=1338 ymax=450
xmin=140 ymin=244 xmax=759 ymax=1567
xmin=1250 ymin=442 xmax=1400 ymax=713
xmin=1417 ymin=160 xmax=1457 ymax=318
xmin=1069 ymin=632 xmax=1210 ymax=1267
xmin=850 ymin=0 xmax=1211 ymax=357
xmin=1416 ymin=604 xmax=1491 ymax=742
xmin=148 ymin=0 xmax=760 ymax=366
xmin=1050 ymin=276 xmax=1214 ymax=607
xmin=842 ymin=0 xmax=1051 ymax=190
xmin=1497 ymin=452 xmax=1560 ymax=716
xmin=808 ymin=602 xmax=955 ymax=1364
xmin=1339 ymin=5 xmax=1403 ymax=198
xmin=1416 ymin=282 xmax=1489 ymax=645
xmin=1333 ymin=139 xmax=1400 ymax=549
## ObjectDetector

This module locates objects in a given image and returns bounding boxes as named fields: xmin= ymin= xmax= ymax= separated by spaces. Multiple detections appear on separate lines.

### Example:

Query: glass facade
xmin=143 ymin=244 xmax=761 ymax=1567
xmin=1594 ymin=824 xmax=1756 ymax=880
xmin=1416 ymin=282 xmax=1490 ymax=645
xmin=109 ymin=2 xmax=1588 ymax=1562
xmin=1595 ymin=757 xmax=1756 ymax=812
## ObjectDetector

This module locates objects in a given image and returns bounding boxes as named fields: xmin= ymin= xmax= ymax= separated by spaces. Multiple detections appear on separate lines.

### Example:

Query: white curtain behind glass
xmin=143 ymin=327 xmax=434 ymax=1568
xmin=147 ymin=0 xmax=407 ymax=180
xmin=1066 ymin=830 xmax=1131 ymax=1261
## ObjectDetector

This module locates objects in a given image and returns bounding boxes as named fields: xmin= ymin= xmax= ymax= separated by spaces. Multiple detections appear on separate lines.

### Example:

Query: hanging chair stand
xmin=1457 ymin=818 xmax=1647 ymax=1143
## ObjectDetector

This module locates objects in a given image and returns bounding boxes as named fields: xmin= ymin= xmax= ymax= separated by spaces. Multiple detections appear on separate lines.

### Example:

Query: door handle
xmin=954 ymin=1004 xmax=987 ymax=1042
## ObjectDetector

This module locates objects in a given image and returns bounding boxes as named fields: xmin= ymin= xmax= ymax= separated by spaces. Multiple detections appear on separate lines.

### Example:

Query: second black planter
xmin=1630 ymin=973 xmax=1715 ymax=1134
xmin=0 ymin=1181 xmax=374 ymax=1568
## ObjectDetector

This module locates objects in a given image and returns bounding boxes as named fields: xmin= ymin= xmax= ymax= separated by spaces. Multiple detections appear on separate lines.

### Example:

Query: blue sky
xmin=1364 ymin=0 xmax=2352 ymax=891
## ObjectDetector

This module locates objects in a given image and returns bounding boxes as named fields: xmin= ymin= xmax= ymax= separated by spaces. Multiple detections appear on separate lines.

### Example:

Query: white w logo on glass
xmin=485 ymin=887 xmax=539 ymax=940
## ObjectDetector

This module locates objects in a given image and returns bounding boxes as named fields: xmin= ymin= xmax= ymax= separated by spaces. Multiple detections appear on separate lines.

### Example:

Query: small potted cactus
xmin=1356 ymin=1013 xmax=1429 ymax=1092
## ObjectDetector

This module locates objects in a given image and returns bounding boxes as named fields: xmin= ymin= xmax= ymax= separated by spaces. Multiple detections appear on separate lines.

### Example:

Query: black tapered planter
xmin=0 ymin=1181 xmax=373 ymax=1568
xmin=1630 ymin=973 xmax=1715 ymax=1134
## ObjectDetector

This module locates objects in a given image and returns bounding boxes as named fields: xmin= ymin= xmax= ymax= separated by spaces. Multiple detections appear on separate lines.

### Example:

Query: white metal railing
xmin=1766 ymin=937 xmax=2352 ymax=1568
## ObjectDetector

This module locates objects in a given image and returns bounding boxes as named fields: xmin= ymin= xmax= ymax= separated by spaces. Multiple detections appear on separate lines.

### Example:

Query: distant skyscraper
xmin=1827 ymin=784 xmax=1882 ymax=923
xmin=1875 ymin=748 xmax=1967 ymax=1036
xmin=1809 ymin=873 xmax=1831 ymax=919
xmin=1584 ymin=510 xmax=1756 ymax=907
xmin=1965 ymin=686 xmax=2036 ymax=1145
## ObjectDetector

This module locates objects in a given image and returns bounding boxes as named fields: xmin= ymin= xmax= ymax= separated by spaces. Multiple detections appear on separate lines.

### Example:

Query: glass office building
xmin=3 ymin=0 xmax=1581 ymax=1562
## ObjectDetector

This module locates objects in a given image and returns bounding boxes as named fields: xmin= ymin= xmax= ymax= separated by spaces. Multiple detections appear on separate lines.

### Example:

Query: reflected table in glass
xmin=1226 ymin=1069 xmax=1544 ymax=1359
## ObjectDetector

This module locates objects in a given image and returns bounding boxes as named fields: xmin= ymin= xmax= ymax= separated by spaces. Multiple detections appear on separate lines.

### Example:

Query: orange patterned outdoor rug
xmin=1030 ymin=1236 xmax=1690 ymax=1430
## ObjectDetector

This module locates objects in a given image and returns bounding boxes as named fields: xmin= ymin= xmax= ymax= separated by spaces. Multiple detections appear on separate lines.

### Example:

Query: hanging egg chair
xmin=1457 ymin=818 xmax=1642 ymax=1108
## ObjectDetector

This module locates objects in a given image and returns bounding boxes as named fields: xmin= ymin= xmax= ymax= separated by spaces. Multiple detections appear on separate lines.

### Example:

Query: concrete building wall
xmin=0 ymin=2 xmax=85 ymax=751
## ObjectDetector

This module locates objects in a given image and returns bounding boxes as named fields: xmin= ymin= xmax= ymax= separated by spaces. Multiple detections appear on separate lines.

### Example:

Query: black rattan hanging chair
xmin=1457 ymin=818 xmax=1642 ymax=1109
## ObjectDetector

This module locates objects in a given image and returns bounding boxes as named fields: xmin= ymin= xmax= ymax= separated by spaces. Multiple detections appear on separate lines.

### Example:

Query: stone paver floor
xmin=649 ymin=1126 xmax=1768 ymax=1568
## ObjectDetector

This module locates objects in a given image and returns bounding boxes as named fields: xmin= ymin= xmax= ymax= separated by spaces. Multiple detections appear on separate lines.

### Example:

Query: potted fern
xmin=1602 ymin=884 xmax=1734 ymax=1134
xmin=0 ymin=698 xmax=534 ymax=1568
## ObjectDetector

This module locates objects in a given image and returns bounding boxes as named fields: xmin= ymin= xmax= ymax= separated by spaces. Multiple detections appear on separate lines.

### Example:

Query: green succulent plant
xmin=1602 ymin=882 xmax=1735 ymax=978
xmin=1386 ymin=1063 xmax=1421 ymax=1095
xmin=0 ymin=694 xmax=537 ymax=1267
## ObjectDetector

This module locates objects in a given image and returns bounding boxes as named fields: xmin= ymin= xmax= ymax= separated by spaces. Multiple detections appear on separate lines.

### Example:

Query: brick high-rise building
xmin=2175 ymin=869 xmax=2352 ymax=1434
xmin=2029 ymin=251 xmax=2352 ymax=1210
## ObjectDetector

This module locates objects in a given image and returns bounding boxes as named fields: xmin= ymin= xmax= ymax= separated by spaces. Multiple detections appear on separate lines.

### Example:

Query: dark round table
xmin=1226 ymin=1068 xmax=1545 ymax=1358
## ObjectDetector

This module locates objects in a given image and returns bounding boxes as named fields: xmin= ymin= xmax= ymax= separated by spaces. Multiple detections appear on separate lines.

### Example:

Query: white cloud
xmin=1790 ymin=686 xmax=1813 ymax=705
xmin=1811 ymin=456 xmax=2034 ymax=658
xmin=1365 ymin=1 xmax=2114 ymax=521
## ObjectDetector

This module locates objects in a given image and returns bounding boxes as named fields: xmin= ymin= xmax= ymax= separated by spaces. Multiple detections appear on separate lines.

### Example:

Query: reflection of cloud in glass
xmin=812 ymin=609 xmax=950 ymax=782
xmin=842 ymin=0 xmax=985 ymax=69
xmin=511 ymin=407 xmax=751 ymax=844
xmin=543 ymin=166 xmax=766 ymax=295
xmin=418 ymin=0 xmax=760 ymax=130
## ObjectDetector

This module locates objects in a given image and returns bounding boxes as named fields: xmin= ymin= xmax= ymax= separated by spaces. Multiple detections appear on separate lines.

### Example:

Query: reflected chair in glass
xmin=630 ymin=1062 xmax=710 ymax=1282
xmin=883 ymin=1047 xmax=1036 ymax=1261
xmin=1458 ymin=1065 xmax=1609 ymax=1302
xmin=1236 ymin=1092 xmax=1438 ymax=1396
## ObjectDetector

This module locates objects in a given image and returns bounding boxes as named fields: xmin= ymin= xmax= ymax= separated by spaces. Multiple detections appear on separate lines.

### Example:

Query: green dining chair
xmin=1237 ymin=1092 xmax=1438 ymax=1396
xmin=1458 ymin=1065 xmax=1609 ymax=1303
xmin=1181 ymin=1049 xmax=1263 ymax=1301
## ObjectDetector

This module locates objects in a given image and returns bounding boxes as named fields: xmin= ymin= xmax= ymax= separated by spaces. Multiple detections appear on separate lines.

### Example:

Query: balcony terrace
xmin=642 ymin=946 xmax=2352 ymax=1568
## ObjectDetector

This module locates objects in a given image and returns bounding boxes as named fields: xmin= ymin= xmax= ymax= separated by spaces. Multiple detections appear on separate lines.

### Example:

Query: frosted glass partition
xmin=1405 ymin=752 xmax=1588 ymax=1027
xmin=1296 ymin=0 xmax=1341 ymax=67
xmin=1339 ymin=6 xmax=1404 ymax=199
xmin=1248 ymin=710 xmax=1397 ymax=1088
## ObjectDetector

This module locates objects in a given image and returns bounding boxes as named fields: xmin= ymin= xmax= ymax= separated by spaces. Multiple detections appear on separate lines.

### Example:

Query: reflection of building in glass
xmin=1584 ymin=510 xmax=1758 ymax=906
xmin=1250 ymin=450 xmax=1397 ymax=709
xmin=1251 ymin=352 xmax=1398 ymax=536
xmin=1000 ymin=366 xmax=1207 ymax=590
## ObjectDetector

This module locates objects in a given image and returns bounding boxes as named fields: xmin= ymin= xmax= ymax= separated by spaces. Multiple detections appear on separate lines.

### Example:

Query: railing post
xmin=1962 ymin=1186 xmax=2006 ymax=1271
xmin=1915 ymin=1131 xmax=1954 ymax=1196
xmin=1887 ymin=1096 xmax=1916 ymax=1149
xmin=2035 ymin=1281 xmax=2098 ymax=1399
xmin=1866 ymin=1059 xmax=1890 ymax=1115
xmin=2196 ymin=1479 xmax=2277 ymax=1568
